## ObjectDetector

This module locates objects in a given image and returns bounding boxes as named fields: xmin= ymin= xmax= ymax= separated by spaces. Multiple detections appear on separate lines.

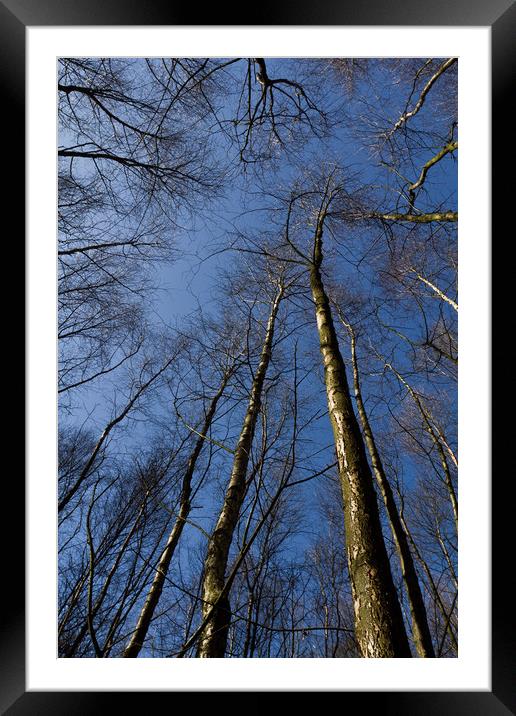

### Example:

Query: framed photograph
xmin=7 ymin=0 xmax=512 ymax=710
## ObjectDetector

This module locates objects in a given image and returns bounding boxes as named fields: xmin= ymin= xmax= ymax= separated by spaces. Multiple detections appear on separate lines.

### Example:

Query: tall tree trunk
xmin=310 ymin=210 xmax=411 ymax=658
xmin=196 ymin=283 xmax=284 ymax=658
xmin=123 ymin=373 xmax=230 ymax=658
xmin=339 ymin=315 xmax=435 ymax=657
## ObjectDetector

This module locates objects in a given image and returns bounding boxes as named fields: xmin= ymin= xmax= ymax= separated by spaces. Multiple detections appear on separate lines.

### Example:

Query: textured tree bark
xmin=123 ymin=374 xmax=230 ymax=658
xmin=196 ymin=284 xmax=284 ymax=658
xmin=310 ymin=213 xmax=411 ymax=658
xmin=410 ymin=269 xmax=458 ymax=311
xmin=390 ymin=58 xmax=457 ymax=134
xmin=374 ymin=211 xmax=457 ymax=223
xmin=341 ymin=318 xmax=435 ymax=657
xmin=408 ymin=141 xmax=458 ymax=197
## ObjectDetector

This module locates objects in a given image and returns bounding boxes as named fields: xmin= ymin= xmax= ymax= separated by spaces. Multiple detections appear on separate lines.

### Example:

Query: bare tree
xmin=57 ymin=57 xmax=458 ymax=661
xmin=334 ymin=309 xmax=435 ymax=657
xmin=123 ymin=356 xmax=238 ymax=657
xmin=196 ymin=271 xmax=287 ymax=657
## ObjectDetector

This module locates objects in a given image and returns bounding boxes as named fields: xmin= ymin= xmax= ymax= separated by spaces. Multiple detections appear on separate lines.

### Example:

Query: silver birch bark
xmin=339 ymin=315 xmax=435 ymax=657
xmin=309 ymin=206 xmax=411 ymax=658
xmin=122 ymin=373 xmax=231 ymax=657
xmin=196 ymin=282 xmax=284 ymax=658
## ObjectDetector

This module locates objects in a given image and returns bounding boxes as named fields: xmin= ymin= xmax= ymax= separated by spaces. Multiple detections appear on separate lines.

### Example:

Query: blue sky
xmin=58 ymin=58 xmax=458 ymax=657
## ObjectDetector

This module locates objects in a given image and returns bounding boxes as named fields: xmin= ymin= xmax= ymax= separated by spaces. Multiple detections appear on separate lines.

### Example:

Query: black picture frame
xmin=7 ymin=0 xmax=514 ymax=711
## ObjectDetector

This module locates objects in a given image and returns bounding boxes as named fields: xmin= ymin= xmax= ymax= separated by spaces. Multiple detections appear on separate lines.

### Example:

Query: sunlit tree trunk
xmin=123 ymin=373 xmax=231 ymax=657
xmin=197 ymin=282 xmax=284 ymax=657
xmin=310 ymin=209 xmax=411 ymax=658
xmin=373 ymin=211 xmax=457 ymax=223
xmin=339 ymin=315 xmax=435 ymax=657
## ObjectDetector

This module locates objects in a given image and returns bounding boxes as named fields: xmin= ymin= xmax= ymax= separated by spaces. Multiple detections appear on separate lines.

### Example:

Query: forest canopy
xmin=58 ymin=57 xmax=458 ymax=659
